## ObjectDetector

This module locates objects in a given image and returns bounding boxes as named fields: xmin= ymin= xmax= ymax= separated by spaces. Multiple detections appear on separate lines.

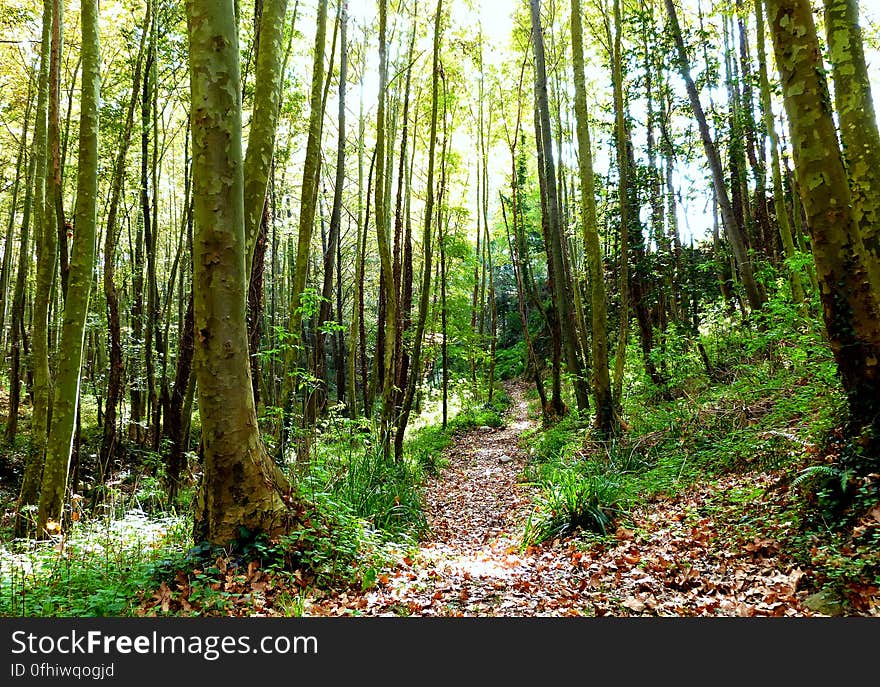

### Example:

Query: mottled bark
xmin=766 ymin=0 xmax=880 ymax=446
xmin=186 ymin=0 xmax=292 ymax=545
xmin=37 ymin=0 xmax=100 ymax=531
xmin=823 ymin=0 xmax=880 ymax=283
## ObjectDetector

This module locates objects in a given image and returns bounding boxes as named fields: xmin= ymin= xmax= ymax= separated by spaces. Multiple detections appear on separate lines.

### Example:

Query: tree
xmin=282 ymin=0 xmax=327 ymax=455
xmin=185 ymin=0 xmax=292 ymax=545
xmin=571 ymin=0 xmax=613 ymax=433
xmin=765 ymin=0 xmax=880 ymax=454
xmin=37 ymin=0 xmax=100 ymax=531
xmin=530 ymin=0 xmax=590 ymax=413
xmin=664 ymin=0 xmax=764 ymax=313
xmin=822 ymin=0 xmax=880 ymax=282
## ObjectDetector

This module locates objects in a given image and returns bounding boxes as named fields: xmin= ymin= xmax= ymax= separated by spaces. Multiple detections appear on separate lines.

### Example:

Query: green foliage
xmin=523 ymin=466 xmax=625 ymax=545
xmin=328 ymin=443 xmax=427 ymax=536
xmin=406 ymin=425 xmax=452 ymax=476
xmin=494 ymin=342 xmax=526 ymax=380
xmin=0 ymin=513 xmax=190 ymax=616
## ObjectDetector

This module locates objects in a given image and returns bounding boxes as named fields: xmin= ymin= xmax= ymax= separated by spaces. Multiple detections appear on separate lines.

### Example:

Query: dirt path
xmin=308 ymin=381 xmax=821 ymax=617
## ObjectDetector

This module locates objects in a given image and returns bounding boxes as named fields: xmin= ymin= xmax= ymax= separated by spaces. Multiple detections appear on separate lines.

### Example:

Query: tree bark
xmin=186 ymin=0 xmax=292 ymax=545
xmin=24 ymin=0 xmax=61 ymax=522
xmin=822 ymin=0 xmax=880 ymax=283
xmin=37 ymin=0 xmax=100 ymax=532
xmin=530 ymin=0 xmax=590 ymax=413
xmin=99 ymin=4 xmax=149 ymax=476
xmin=766 ymin=0 xmax=880 ymax=449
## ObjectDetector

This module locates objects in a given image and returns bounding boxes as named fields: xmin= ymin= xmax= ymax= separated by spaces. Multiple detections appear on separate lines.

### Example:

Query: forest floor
xmin=305 ymin=381 xmax=826 ymax=617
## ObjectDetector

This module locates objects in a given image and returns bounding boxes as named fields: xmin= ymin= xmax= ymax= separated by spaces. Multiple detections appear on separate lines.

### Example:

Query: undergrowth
xmin=0 ymin=382 xmax=509 ymax=617
xmin=520 ymin=293 xmax=879 ymax=610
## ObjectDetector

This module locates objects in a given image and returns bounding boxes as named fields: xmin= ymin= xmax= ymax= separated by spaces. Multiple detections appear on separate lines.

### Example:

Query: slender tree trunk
xmin=665 ymin=0 xmax=764 ymax=312
xmin=37 ymin=0 xmax=100 ymax=532
xmin=530 ymin=0 xmax=590 ymax=413
xmin=348 ymin=80 xmax=367 ymax=418
xmin=393 ymin=0 xmax=442 ymax=462
xmin=100 ymin=4 xmax=149 ymax=476
xmin=572 ymin=0 xmax=613 ymax=432
xmin=5 ymin=77 xmax=35 ymax=445
xmin=755 ymin=0 xmax=805 ymax=305
xmin=244 ymin=0 xmax=291 ymax=272
xmin=24 ymin=0 xmax=61 ymax=523
xmin=165 ymin=291 xmax=194 ymax=502
xmin=315 ymin=0 xmax=347 ymax=416
xmin=282 ymin=0 xmax=327 ymax=454
xmin=374 ymin=0 xmax=399 ymax=453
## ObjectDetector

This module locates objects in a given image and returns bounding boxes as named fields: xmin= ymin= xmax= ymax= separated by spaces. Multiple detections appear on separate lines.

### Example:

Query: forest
xmin=0 ymin=0 xmax=878 ymax=618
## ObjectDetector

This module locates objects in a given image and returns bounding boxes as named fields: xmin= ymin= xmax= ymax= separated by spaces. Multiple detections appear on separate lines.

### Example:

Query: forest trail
xmin=308 ymin=382 xmax=821 ymax=617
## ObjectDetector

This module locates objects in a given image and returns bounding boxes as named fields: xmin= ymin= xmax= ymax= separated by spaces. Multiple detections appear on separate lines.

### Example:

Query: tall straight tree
xmin=394 ymin=0 xmax=443 ymax=462
xmin=529 ymin=0 xmax=590 ymax=413
xmin=765 ymin=0 xmax=880 ymax=453
xmin=100 ymin=3 xmax=150 ymax=475
xmin=755 ymin=0 xmax=805 ymax=305
xmin=665 ymin=0 xmax=765 ymax=312
xmin=315 ymin=0 xmax=348 ymax=416
xmin=822 ymin=0 xmax=880 ymax=280
xmin=609 ymin=0 xmax=631 ymax=413
xmin=185 ymin=0 xmax=292 ymax=544
xmin=571 ymin=0 xmax=614 ymax=433
xmin=282 ymin=0 xmax=327 ymax=452
xmin=244 ymin=0 xmax=291 ymax=272
xmin=37 ymin=0 xmax=100 ymax=531
xmin=26 ymin=0 xmax=61 ymax=519
xmin=5 ymin=77 xmax=35 ymax=445
xmin=14 ymin=0 xmax=52 ymax=527
xmin=375 ymin=0 xmax=399 ymax=451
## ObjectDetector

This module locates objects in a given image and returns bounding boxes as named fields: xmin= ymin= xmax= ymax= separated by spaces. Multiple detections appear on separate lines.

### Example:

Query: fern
xmin=792 ymin=464 xmax=840 ymax=491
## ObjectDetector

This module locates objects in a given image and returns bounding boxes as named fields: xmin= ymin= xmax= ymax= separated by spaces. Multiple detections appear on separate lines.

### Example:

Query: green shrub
xmin=523 ymin=470 xmax=624 ymax=545
xmin=406 ymin=425 xmax=451 ymax=475
xmin=330 ymin=443 xmax=427 ymax=536
xmin=495 ymin=342 xmax=526 ymax=380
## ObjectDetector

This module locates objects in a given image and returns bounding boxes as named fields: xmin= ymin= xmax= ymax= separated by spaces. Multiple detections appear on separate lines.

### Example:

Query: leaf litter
xmin=305 ymin=383 xmax=844 ymax=617
xmin=138 ymin=382 xmax=875 ymax=618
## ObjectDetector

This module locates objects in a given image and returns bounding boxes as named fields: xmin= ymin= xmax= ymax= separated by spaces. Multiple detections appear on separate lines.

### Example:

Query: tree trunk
xmin=822 ymin=0 xmax=880 ymax=283
xmin=5 ymin=76 xmax=35 ymax=445
xmin=282 ymin=0 xmax=327 ymax=454
xmin=572 ymin=0 xmax=613 ymax=432
xmin=100 ymin=3 xmax=149 ymax=477
xmin=766 ymin=0 xmax=880 ymax=451
xmin=314 ymin=0 xmax=347 ymax=417
xmin=393 ymin=0 xmax=442 ymax=462
xmin=23 ymin=0 xmax=61 ymax=523
xmin=186 ymin=0 xmax=292 ymax=545
xmin=665 ymin=0 xmax=765 ymax=312
xmin=755 ymin=0 xmax=805 ymax=306
xmin=530 ymin=0 xmax=590 ymax=414
xmin=37 ymin=0 xmax=100 ymax=532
